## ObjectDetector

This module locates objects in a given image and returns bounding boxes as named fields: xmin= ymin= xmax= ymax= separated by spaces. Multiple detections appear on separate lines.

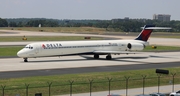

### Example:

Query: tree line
xmin=0 ymin=18 xmax=180 ymax=32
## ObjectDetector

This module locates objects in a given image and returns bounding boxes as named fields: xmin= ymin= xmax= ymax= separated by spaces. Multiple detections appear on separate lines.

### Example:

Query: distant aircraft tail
xmin=135 ymin=25 xmax=171 ymax=41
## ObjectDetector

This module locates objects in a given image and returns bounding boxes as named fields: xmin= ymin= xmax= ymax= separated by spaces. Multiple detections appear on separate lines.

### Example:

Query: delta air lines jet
xmin=17 ymin=25 xmax=170 ymax=62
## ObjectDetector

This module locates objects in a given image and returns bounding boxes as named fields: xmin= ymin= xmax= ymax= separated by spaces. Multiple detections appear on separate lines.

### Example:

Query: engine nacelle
xmin=127 ymin=43 xmax=145 ymax=51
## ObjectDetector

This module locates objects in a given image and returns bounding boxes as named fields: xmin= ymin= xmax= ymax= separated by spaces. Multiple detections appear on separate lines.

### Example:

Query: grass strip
xmin=0 ymin=68 xmax=180 ymax=95
xmin=0 ymin=36 xmax=103 ymax=42
xmin=0 ymin=27 xmax=107 ymax=33
xmin=143 ymin=45 xmax=180 ymax=52
xmin=0 ymin=46 xmax=23 ymax=57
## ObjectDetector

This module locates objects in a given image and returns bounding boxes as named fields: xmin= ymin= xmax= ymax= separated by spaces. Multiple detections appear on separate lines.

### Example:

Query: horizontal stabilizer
xmin=144 ymin=27 xmax=171 ymax=29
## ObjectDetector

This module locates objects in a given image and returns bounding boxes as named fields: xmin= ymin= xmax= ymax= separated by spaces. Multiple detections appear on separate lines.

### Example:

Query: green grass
xmin=143 ymin=45 xmax=180 ymax=52
xmin=0 ymin=68 xmax=180 ymax=96
xmin=0 ymin=36 xmax=103 ymax=42
xmin=0 ymin=46 xmax=23 ymax=57
xmin=0 ymin=27 xmax=107 ymax=33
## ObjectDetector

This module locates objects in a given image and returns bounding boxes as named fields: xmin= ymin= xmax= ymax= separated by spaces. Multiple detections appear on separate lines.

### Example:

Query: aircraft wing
xmin=93 ymin=50 xmax=140 ymax=54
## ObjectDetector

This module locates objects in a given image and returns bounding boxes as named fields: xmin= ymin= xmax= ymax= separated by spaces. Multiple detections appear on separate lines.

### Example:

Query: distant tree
xmin=9 ymin=22 xmax=17 ymax=27
xmin=4 ymin=18 xmax=180 ymax=32
xmin=0 ymin=18 xmax=8 ymax=27
xmin=26 ymin=19 xmax=59 ymax=27
xmin=17 ymin=22 xmax=24 ymax=27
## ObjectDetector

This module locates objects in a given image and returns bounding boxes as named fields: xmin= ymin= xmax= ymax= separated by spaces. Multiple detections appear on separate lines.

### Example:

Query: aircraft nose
xmin=17 ymin=50 xmax=26 ymax=57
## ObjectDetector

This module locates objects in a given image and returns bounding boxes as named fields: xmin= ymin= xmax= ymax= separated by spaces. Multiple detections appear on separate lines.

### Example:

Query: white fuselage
xmin=17 ymin=40 xmax=147 ymax=58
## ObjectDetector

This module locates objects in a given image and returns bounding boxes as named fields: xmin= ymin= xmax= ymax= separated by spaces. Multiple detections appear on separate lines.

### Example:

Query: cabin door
xmin=35 ymin=45 xmax=41 ymax=54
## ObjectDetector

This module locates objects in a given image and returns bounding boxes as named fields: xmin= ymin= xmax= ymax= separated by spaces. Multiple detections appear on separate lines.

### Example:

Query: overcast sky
xmin=0 ymin=0 xmax=179 ymax=20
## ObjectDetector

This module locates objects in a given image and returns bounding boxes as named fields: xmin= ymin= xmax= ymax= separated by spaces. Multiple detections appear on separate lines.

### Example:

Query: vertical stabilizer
xmin=135 ymin=25 xmax=155 ymax=41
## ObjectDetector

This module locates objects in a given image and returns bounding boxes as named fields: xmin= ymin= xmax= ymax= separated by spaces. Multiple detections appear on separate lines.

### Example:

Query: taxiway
xmin=0 ymin=52 xmax=180 ymax=78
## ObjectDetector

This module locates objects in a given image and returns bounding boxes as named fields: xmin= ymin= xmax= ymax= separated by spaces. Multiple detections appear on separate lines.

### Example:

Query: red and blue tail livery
xmin=135 ymin=25 xmax=155 ymax=41
xmin=135 ymin=25 xmax=171 ymax=41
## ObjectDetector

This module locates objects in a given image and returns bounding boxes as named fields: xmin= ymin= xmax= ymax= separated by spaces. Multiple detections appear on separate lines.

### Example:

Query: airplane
xmin=17 ymin=25 xmax=171 ymax=62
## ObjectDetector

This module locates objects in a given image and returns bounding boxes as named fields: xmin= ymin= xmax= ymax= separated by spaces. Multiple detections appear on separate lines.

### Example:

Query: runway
xmin=0 ymin=52 xmax=180 ymax=78
xmin=0 ymin=30 xmax=180 ymax=79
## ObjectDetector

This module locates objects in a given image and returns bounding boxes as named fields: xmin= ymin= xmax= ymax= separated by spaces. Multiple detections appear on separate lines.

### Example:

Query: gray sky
xmin=0 ymin=0 xmax=179 ymax=20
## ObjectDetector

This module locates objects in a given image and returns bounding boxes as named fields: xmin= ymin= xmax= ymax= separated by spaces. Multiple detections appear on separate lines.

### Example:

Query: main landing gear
xmin=23 ymin=58 xmax=28 ymax=62
xmin=94 ymin=54 xmax=99 ymax=59
xmin=93 ymin=54 xmax=112 ymax=60
xmin=106 ymin=54 xmax=112 ymax=60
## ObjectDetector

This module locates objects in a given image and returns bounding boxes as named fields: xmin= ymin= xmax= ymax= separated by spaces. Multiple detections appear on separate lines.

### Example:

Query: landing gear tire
xmin=24 ymin=58 xmax=28 ymax=62
xmin=94 ymin=54 xmax=99 ymax=59
xmin=106 ymin=55 xmax=112 ymax=60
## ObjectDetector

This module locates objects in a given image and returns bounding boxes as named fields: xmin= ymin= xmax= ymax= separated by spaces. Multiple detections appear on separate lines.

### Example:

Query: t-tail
xmin=135 ymin=25 xmax=171 ymax=42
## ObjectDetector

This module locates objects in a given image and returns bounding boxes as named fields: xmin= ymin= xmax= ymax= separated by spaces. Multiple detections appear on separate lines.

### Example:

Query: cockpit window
xmin=24 ymin=45 xmax=33 ymax=49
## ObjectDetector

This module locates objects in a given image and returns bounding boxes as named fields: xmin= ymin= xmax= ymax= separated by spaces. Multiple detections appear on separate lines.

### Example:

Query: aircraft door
xmin=35 ymin=45 xmax=41 ymax=54
xmin=35 ymin=47 xmax=39 ymax=54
